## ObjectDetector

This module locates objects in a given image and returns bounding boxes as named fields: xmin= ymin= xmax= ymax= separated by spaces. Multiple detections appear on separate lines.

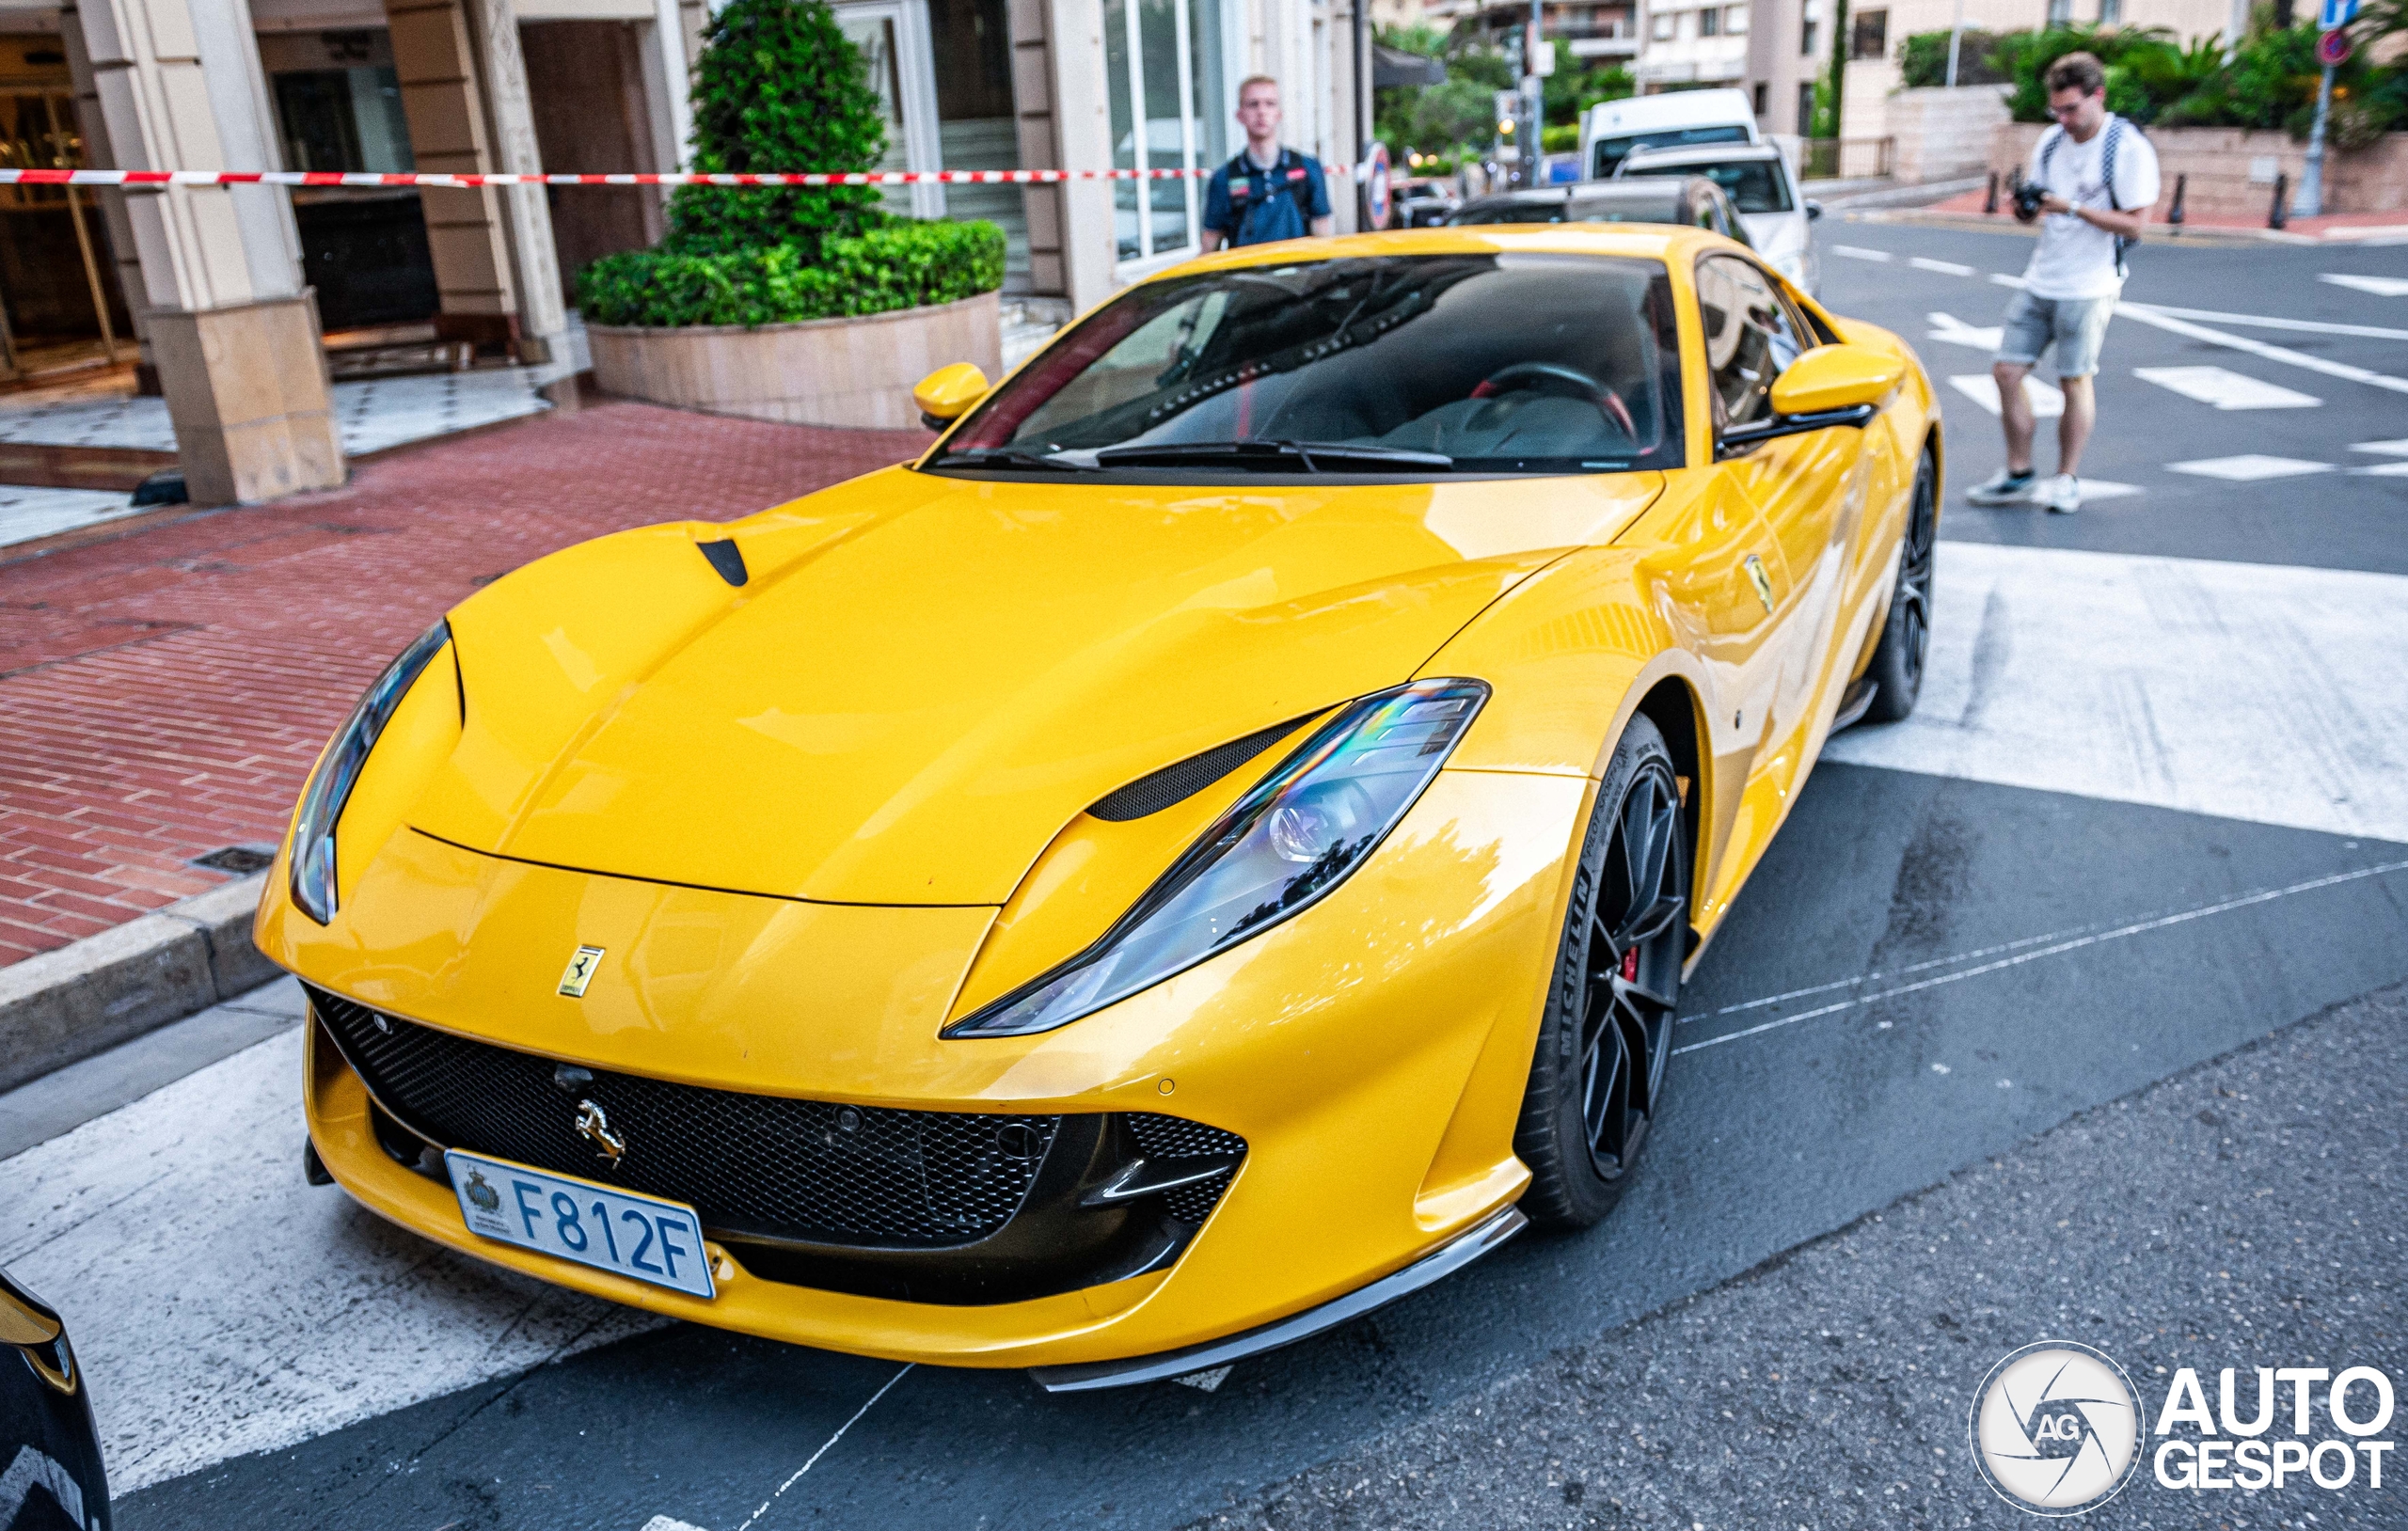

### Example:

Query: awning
xmin=1373 ymin=44 xmax=1448 ymax=87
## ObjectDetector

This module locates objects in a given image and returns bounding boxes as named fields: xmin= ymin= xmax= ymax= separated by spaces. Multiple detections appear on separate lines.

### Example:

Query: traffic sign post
xmin=2294 ymin=34 xmax=2346 ymax=219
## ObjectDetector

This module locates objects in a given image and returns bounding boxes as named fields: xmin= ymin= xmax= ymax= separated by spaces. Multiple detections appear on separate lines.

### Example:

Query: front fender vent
xmin=1087 ymin=712 xmax=1319 ymax=823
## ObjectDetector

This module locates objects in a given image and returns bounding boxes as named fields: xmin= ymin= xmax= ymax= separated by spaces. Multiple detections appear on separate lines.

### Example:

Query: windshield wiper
xmin=1091 ymin=440 xmax=1453 ymax=473
xmin=929 ymin=446 xmax=1095 ymax=472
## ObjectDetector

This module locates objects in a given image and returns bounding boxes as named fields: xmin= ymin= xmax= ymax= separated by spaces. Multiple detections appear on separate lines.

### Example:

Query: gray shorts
xmin=1995 ymin=291 xmax=2115 ymax=378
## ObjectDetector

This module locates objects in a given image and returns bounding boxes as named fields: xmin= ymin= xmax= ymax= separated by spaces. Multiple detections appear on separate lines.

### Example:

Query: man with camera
xmin=1965 ymin=52 xmax=2161 ymax=514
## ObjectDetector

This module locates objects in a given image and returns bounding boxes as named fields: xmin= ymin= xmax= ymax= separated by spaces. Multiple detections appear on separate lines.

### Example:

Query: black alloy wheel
xmin=1862 ymin=448 xmax=1938 ymax=724
xmin=1514 ymin=713 xmax=1690 ymax=1229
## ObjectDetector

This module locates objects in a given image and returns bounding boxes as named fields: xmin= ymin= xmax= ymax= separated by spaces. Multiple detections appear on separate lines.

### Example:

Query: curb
xmin=0 ymin=873 xmax=277 ymax=1095
xmin=1849 ymin=207 xmax=2322 ymax=246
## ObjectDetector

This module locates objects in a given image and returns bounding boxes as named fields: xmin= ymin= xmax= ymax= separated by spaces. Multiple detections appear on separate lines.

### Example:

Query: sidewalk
xmin=0 ymin=397 xmax=930 ymax=971
xmin=1889 ymin=185 xmax=2408 ymax=245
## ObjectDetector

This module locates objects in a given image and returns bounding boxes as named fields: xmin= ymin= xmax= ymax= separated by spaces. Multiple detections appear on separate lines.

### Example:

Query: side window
xmin=1695 ymin=256 xmax=1807 ymax=431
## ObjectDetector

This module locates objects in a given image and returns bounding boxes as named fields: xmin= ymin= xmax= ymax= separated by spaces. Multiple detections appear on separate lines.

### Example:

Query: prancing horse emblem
xmin=574 ymin=1099 xmax=626 ymax=1165
xmin=558 ymin=944 xmax=605 ymax=998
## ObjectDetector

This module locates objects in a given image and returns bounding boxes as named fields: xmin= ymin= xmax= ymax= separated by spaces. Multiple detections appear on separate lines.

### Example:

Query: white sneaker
xmin=1965 ymin=467 xmax=2037 ymax=506
xmin=2035 ymin=473 xmax=2082 ymax=513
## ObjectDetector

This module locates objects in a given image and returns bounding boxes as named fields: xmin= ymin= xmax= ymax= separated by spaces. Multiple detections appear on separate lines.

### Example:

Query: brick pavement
xmin=0 ymin=398 xmax=930 ymax=968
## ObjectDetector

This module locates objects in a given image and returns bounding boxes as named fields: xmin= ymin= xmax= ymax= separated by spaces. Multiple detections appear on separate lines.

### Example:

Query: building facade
xmin=0 ymin=0 xmax=1363 ymax=500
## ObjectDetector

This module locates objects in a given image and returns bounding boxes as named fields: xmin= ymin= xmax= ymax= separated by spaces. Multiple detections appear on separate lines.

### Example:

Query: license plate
xmin=445 ymin=1150 xmax=717 ymax=1300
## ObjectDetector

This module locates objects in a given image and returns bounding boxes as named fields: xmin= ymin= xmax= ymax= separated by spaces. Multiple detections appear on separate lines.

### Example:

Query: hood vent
xmin=1087 ymin=711 xmax=1321 ymax=823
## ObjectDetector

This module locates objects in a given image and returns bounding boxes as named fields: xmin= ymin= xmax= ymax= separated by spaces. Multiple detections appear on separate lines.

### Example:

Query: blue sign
xmin=2318 ymin=0 xmax=2357 ymax=29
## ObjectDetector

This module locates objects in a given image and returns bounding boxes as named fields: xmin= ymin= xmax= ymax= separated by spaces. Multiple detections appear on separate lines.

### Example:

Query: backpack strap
xmin=2036 ymin=124 xmax=2062 ymax=183
xmin=1281 ymin=150 xmax=1317 ymax=217
xmin=2101 ymin=115 xmax=2135 ymax=277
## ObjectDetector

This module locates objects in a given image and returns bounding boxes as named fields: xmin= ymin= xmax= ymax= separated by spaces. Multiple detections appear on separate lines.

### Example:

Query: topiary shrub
xmin=578 ymin=0 xmax=1006 ymax=328
xmin=663 ymin=0 xmax=889 ymax=258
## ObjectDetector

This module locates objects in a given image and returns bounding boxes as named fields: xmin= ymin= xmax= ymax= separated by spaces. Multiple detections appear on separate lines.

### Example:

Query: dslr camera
xmin=2010 ymin=178 xmax=2050 ymax=222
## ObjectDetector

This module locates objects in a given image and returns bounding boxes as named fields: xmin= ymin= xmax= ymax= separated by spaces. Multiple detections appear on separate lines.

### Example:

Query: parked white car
xmin=1615 ymin=141 xmax=1823 ymax=297
xmin=1578 ymin=88 xmax=1762 ymax=182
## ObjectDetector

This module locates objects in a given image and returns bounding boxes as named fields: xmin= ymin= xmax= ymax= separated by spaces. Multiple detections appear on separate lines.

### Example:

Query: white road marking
xmin=1909 ymin=256 xmax=1977 ymax=276
xmin=640 ymin=1519 xmax=712 ymax=1531
xmin=2062 ymin=479 xmax=2144 ymax=501
xmin=2166 ymin=454 xmax=2334 ymax=481
xmin=2351 ymin=437 xmax=2408 ymax=456
xmin=2320 ymin=273 xmax=2408 ymax=297
xmin=1925 ymin=312 xmax=2003 ymax=350
xmin=734 ymin=1365 xmax=914 ymax=1531
xmin=1989 ymin=272 xmax=2027 ymax=289
xmin=1675 ymin=857 xmax=2408 ymax=1055
xmin=1824 ymin=543 xmax=2408 ymax=844
xmin=0 ymin=1031 xmax=662 ymax=1495
xmin=2355 ymin=460 xmax=2408 ymax=476
xmin=1949 ymin=373 xmax=2064 ymax=418
xmin=2121 ymin=302 xmax=2408 ymax=342
xmin=2133 ymin=365 xmax=2321 ymax=410
xmin=2114 ymin=303 xmax=2408 ymax=398
xmin=1833 ymin=245 xmax=1893 ymax=261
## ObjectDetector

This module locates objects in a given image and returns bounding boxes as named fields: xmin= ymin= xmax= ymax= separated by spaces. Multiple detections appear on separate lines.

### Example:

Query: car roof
xmin=1619 ymin=142 xmax=1786 ymax=168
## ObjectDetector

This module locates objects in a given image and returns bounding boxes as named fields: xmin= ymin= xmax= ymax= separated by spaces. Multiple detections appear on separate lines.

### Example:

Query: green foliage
xmin=1897 ymin=28 xmax=2011 ymax=87
xmin=1370 ymin=25 xmax=1629 ymax=161
xmin=580 ymin=220 xmax=1006 ymax=329
xmin=661 ymin=0 xmax=889 ymax=258
xmin=1989 ymin=18 xmax=2405 ymax=140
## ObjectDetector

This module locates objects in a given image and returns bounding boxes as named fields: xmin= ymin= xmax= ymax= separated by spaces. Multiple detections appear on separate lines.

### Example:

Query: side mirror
xmin=912 ymin=363 xmax=990 ymax=431
xmin=1805 ymin=199 xmax=1824 ymax=222
xmin=1769 ymin=343 xmax=1907 ymax=416
xmin=1717 ymin=344 xmax=1907 ymax=460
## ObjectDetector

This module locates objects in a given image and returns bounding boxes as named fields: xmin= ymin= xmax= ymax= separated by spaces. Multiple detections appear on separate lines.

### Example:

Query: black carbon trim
xmin=696 ymin=539 xmax=748 ymax=586
xmin=1088 ymin=713 xmax=1319 ymax=823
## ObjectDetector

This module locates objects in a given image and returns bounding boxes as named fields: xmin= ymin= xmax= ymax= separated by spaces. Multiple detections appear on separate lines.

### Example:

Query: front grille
xmin=310 ymin=986 xmax=1059 ymax=1248
xmin=1126 ymin=1113 xmax=1246 ymax=1225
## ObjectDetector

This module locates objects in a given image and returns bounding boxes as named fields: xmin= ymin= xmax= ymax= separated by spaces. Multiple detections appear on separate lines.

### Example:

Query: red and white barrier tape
xmin=0 ymin=166 xmax=1364 ymax=188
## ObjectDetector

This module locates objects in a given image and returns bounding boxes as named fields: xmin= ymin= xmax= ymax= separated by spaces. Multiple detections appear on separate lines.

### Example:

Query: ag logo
xmin=1970 ymin=1340 xmax=2143 ymax=1515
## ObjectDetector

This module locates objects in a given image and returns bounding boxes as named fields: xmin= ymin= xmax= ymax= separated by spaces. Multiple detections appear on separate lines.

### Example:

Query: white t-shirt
xmin=2020 ymin=118 xmax=2162 ymax=301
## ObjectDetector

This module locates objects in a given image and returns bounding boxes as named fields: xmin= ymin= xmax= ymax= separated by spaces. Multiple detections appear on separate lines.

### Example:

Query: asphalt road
xmin=8 ymin=217 xmax=2403 ymax=1531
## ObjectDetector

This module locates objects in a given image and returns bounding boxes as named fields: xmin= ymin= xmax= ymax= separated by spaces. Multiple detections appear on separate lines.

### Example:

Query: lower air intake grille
xmin=309 ymin=986 xmax=1060 ymax=1248
xmin=1126 ymin=1112 xmax=1246 ymax=1225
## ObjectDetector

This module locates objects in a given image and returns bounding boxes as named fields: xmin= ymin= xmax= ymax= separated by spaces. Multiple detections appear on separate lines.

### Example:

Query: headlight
xmin=289 ymin=621 xmax=452 ymax=924
xmin=945 ymin=678 xmax=1490 ymax=1039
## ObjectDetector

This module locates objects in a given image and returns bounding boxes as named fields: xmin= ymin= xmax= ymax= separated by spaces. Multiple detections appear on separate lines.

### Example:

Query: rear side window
xmin=1624 ymin=159 xmax=1795 ymax=213
xmin=1695 ymin=255 xmax=1808 ymax=431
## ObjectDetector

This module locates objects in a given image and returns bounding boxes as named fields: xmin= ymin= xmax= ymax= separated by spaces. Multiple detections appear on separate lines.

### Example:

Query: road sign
xmin=2317 ymin=0 xmax=2356 ymax=28
xmin=1364 ymin=141 xmax=1392 ymax=229
xmin=2318 ymin=26 xmax=2353 ymax=64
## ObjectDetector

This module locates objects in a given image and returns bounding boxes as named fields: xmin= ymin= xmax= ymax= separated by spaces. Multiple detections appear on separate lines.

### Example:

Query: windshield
xmin=1450 ymin=192 xmax=1683 ymax=227
xmin=930 ymin=254 xmax=1687 ymax=477
xmin=1624 ymin=158 xmax=1793 ymax=214
xmin=1591 ymin=124 xmax=1750 ymax=178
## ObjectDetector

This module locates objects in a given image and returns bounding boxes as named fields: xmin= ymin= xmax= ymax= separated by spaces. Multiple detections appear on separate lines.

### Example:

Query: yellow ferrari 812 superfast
xmin=264 ymin=226 xmax=1941 ymax=1389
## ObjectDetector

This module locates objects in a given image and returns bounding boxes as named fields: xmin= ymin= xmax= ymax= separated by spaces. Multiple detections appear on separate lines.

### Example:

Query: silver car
xmin=1615 ymin=142 xmax=1823 ymax=296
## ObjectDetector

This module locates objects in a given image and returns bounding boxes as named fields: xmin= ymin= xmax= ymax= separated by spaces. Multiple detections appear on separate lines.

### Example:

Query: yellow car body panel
xmin=262 ymin=225 xmax=1941 ymax=1374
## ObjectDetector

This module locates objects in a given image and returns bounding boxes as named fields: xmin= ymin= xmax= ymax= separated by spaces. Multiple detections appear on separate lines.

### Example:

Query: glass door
xmin=1105 ymin=0 xmax=1227 ymax=270
xmin=834 ymin=0 xmax=944 ymax=218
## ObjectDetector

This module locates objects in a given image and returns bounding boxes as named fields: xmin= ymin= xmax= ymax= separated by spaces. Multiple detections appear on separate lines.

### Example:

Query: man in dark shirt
xmin=1200 ymin=76 xmax=1335 ymax=250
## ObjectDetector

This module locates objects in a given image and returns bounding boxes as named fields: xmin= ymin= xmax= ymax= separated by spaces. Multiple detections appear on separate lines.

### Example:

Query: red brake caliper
xmin=1620 ymin=947 xmax=1640 ymax=982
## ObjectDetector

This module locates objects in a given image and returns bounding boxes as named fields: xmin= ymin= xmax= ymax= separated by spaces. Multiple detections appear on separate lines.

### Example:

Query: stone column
xmin=75 ymin=0 xmax=345 ymax=505
xmin=387 ymin=0 xmax=526 ymax=353
xmin=463 ymin=0 xmax=566 ymax=363
xmin=1040 ymin=0 xmax=1114 ymax=310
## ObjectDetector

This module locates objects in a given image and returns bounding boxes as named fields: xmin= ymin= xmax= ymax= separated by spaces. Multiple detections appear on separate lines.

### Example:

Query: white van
xmin=1579 ymin=88 xmax=1761 ymax=182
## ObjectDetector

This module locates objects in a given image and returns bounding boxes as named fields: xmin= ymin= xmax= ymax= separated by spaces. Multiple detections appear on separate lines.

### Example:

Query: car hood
xmin=410 ymin=465 xmax=1663 ymax=906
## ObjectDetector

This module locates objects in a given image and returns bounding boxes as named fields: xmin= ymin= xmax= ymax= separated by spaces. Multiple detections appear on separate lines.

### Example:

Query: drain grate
xmin=191 ymin=844 xmax=277 ymax=876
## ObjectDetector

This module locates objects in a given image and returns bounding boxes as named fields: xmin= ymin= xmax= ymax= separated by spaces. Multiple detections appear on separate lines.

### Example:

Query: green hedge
xmin=580 ymin=219 xmax=1006 ymax=329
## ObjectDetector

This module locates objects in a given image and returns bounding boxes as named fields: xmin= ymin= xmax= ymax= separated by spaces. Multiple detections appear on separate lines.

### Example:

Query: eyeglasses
xmin=2048 ymin=99 xmax=2096 ymax=118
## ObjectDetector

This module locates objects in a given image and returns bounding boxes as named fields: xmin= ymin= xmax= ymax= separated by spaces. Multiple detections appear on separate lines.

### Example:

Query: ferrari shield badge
xmin=1744 ymin=554 xmax=1776 ymax=615
xmin=558 ymin=944 xmax=605 ymax=998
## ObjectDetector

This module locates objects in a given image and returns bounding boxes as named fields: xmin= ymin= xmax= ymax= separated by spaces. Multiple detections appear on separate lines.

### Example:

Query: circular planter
xmin=587 ymin=289 xmax=1004 ymax=431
